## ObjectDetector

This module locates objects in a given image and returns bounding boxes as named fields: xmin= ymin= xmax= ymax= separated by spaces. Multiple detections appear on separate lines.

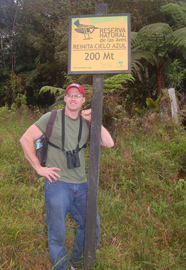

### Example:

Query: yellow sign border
xmin=68 ymin=14 xmax=131 ymax=74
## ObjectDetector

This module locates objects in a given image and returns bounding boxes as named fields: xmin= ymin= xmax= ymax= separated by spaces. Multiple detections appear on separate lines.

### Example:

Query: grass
xmin=0 ymin=107 xmax=186 ymax=269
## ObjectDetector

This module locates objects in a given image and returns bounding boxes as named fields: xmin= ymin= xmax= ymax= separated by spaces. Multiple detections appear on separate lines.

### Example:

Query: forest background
xmin=0 ymin=0 xmax=186 ymax=113
xmin=1 ymin=0 xmax=186 ymax=269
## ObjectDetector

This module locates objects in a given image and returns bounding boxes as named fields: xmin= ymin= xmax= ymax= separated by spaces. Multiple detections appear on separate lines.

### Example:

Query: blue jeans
xmin=44 ymin=179 xmax=100 ymax=270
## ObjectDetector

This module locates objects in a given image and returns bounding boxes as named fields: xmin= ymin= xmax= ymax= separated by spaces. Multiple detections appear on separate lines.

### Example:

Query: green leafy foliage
xmin=131 ymin=23 xmax=173 ymax=95
xmin=146 ymin=97 xmax=160 ymax=109
xmin=138 ymin=22 xmax=173 ymax=42
xmin=179 ymin=1 xmax=186 ymax=9
xmin=135 ymin=23 xmax=173 ymax=62
xmin=131 ymin=21 xmax=186 ymax=96
xmin=135 ymin=96 xmax=161 ymax=114
xmin=165 ymin=59 xmax=186 ymax=90
xmin=104 ymin=74 xmax=135 ymax=93
xmin=0 ymin=0 xmax=186 ymax=111
xmin=160 ymin=3 xmax=186 ymax=28
xmin=169 ymin=27 xmax=186 ymax=59
xmin=39 ymin=86 xmax=65 ymax=96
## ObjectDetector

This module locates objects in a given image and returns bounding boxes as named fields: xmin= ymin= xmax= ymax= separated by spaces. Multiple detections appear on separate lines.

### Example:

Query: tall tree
xmin=131 ymin=23 xmax=173 ymax=95
xmin=0 ymin=0 xmax=17 ymax=75
xmin=131 ymin=2 xmax=186 ymax=96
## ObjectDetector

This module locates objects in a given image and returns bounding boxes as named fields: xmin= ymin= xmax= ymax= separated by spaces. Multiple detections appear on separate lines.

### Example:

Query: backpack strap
xmin=46 ymin=109 xmax=57 ymax=140
xmin=42 ymin=109 xmax=57 ymax=166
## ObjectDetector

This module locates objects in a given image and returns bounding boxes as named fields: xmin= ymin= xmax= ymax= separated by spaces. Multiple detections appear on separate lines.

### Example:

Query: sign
xmin=68 ymin=14 xmax=131 ymax=74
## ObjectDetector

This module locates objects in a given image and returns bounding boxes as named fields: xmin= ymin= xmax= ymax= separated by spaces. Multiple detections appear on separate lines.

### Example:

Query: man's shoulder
xmin=41 ymin=109 xmax=61 ymax=120
xmin=34 ymin=111 xmax=53 ymax=131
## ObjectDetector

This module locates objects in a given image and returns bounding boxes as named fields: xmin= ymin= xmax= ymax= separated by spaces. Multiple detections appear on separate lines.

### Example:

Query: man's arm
xmin=100 ymin=125 xmax=114 ymax=148
xmin=19 ymin=124 xmax=61 ymax=182
xmin=81 ymin=109 xmax=114 ymax=148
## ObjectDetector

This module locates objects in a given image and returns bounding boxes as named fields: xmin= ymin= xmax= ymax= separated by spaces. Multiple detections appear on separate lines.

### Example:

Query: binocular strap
xmin=61 ymin=108 xmax=83 ymax=154
xmin=48 ymin=109 xmax=87 ymax=156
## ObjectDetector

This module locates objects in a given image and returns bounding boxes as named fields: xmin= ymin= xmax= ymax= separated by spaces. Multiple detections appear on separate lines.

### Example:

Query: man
xmin=20 ymin=83 xmax=114 ymax=270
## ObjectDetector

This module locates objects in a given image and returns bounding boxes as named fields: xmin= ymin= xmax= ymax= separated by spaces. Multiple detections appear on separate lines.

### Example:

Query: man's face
xmin=64 ymin=87 xmax=85 ymax=112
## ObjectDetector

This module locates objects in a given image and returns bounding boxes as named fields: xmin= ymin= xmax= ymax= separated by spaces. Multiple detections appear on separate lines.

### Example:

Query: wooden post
xmin=168 ymin=88 xmax=178 ymax=124
xmin=83 ymin=4 xmax=107 ymax=270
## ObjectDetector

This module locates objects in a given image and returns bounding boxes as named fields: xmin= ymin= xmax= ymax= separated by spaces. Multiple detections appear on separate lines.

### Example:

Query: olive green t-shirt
xmin=35 ymin=109 xmax=89 ymax=183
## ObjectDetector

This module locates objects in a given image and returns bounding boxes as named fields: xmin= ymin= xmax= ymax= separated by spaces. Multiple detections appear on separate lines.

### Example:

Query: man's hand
xmin=36 ymin=166 xmax=61 ymax=183
xmin=81 ymin=109 xmax=91 ymax=122
xmin=19 ymin=124 xmax=62 ymax=183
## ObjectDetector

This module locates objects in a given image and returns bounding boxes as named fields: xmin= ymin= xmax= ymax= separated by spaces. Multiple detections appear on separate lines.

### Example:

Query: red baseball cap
xmin=65 ymin=83 xmax=85 ymax=97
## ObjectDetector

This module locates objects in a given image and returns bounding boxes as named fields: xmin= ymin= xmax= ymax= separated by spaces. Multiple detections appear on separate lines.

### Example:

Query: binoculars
xmin=66 ymin=149 xmax=80 ymax=169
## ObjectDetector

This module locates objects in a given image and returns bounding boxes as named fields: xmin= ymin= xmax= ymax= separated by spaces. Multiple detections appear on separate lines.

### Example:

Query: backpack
xmin=36 ymin=109 xmax=90 ymax=167
xmin=36 ymin=109 xmax=57 ymax=166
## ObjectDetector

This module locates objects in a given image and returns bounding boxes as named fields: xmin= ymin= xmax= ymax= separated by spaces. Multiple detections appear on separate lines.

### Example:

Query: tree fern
xmin=168 ymin=27 xmax=186 ymax=60
xmin=39 ymin=86 xmax=65 ymax=106
xmin=138 ymin=23 xmax=173 ymax=49
xmin=131 ymin=30 xmax=159 ymax=75
xmin=55 ymin=94 xmax=65 ymax=102
xmin=160 ymin=3 xmax=186 ymax=29
xmin=103 ymin=74 xmax=135 ymax=94
xmin=178 ymin=1 xmax=186 ymax=9
xmin=131 ymin=24 xmax=172 ymax=75
xmin=131 ymin=48 xmax=156 ymax=73
xmin=131 ymin=32 xmax=140 ymax=49
xmin=39 ymin=86 xmax=65 ymax=96
xmin=131 ymin=23 xmax=174 ymax=95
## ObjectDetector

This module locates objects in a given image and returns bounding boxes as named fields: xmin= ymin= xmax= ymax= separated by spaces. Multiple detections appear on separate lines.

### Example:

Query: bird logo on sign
xmin=74 ymin=20 xmax=99 ymax=40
